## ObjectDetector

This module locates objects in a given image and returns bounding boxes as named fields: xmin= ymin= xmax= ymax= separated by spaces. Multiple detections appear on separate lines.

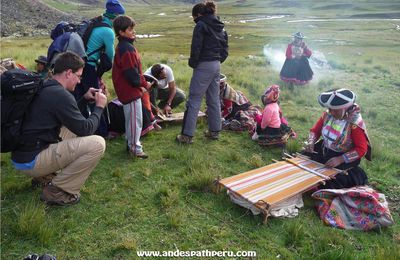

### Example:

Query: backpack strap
xmin=87 ymin=46 xmax=105 ymax=58
xmin=84 ymin=18 xmax=112 ymax=63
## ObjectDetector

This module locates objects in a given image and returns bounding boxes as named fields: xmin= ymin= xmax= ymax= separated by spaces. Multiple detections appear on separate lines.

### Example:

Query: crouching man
xmin=11 ymin=52 xmax=107 ymax=206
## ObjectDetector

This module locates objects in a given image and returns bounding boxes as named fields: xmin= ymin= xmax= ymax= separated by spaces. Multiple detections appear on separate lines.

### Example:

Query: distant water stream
xmin=287 ymin=18 xmax=400 ymax=23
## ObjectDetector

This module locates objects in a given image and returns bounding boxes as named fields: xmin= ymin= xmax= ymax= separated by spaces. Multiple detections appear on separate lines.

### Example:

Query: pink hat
xmin=263 ymin=84 xmax=280 ymax=104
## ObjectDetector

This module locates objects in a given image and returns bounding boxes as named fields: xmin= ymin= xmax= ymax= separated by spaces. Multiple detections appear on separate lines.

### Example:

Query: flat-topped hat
xmin=220 ymin=73 xmax=227 ymax=82
xmin=35 ymin=55 xmax=47 ymax=65
xmin=318 ymin=88 xmax=356 ymax=110
xmin=292 ymin=32 xmax=305 ymax=39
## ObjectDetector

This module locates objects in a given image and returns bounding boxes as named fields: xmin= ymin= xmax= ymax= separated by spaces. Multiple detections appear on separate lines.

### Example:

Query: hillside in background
xmin=0 ymin=0 xmax=81 ymax=37
xmin=0 ymin=0 xmax=203 ymax=37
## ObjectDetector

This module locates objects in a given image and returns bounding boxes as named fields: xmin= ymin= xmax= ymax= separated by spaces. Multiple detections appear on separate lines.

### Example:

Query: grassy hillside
xmin=1 ymin=0 xmax=399 ymax=258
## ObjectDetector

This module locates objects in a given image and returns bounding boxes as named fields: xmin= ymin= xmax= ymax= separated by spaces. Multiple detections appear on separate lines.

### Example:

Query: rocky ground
xmin=0 ymin=0 xmax=91 ymax=37
xmin=0 ymin=0 xmax=200 ymax=37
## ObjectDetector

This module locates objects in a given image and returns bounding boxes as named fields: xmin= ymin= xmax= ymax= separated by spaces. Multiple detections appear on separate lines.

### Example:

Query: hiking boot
xmin=176 ymin=134 xmax=193 ymax=144
xmin=31 ymin=173 xmax=56 ymax=189
xmin=40 ymin=184 xmax=80 ymax=206
xmin=204 ymin=130 xmax=219 ymax=140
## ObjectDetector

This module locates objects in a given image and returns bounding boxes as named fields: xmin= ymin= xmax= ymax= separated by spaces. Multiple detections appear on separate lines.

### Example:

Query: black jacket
xmin=188 ymin=14 xmax=229 ymax=68
xmin=11 ymin=79 xmax=103 ymax=163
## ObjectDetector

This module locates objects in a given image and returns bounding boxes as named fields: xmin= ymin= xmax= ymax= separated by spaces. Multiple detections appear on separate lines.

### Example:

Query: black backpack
xmin=1 ymin=69 xmax=43 ymax=153
xmin=47 ymin=16 xmax=111 ymax=69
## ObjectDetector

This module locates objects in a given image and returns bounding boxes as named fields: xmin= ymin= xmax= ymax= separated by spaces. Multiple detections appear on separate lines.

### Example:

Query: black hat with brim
xmin=318 ymin=88 xmax=356 ymax=109
xmin=35 ymin=55 xmax=47 ymax=65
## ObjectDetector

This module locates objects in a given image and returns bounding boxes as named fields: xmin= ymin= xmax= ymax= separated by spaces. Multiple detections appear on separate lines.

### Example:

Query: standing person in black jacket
xmin=11 ymin=52 xmax=108 ymax=206
xmin=177 ymin=0 xmax=228 ymax=144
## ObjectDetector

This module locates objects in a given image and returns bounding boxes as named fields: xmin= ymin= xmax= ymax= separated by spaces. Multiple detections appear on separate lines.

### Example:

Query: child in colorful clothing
xmin=304 ymin=88 xmax=372 ymax=188
xmin=253 ymin=85 xmax=292 ymax=140
xmin=112 ymin=15 xmax=151 ymax=158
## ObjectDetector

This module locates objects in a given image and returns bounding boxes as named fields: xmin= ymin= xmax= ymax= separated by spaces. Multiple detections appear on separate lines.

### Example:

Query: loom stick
xmin=284 ymin=158 xmax=331 ymax=180
xmin=294 ymin=152 xmax=345 ymax=174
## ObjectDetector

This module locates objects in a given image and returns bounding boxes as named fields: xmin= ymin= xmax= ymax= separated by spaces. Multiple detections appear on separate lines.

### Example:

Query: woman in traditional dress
xmin=219 ymin=74 xmax=262 ymax=131
xmin=304 ymin=88 xmax=372 ymax=189
xmin=280 ymin=32 xmax=313 ymax=86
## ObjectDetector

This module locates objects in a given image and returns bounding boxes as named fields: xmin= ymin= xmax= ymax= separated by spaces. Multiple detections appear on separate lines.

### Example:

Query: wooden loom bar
xmin=284 ymin=158 xmax=330 ymax=180
xmin=294 ymin=152 xmax=345 ymax=174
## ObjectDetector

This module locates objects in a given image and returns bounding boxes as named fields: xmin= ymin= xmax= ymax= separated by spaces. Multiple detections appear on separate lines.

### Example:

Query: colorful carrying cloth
xmin=344 ymin=104 xmax=372 ymax=160
xmin=312 ymin=186 xmax=394 ymax=230
xmin=220 ymin=83 xmax=249 ymax=106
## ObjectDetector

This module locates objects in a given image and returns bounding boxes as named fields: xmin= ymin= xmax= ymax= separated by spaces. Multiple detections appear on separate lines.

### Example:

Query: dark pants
xmin=150 ymin=87 xmax=186 ymax=109
xmin=73 ymin=63 xmax=108 ymax=137
xmin=256 ymin=123 xmax=291 ymax=137
xmin=303 ymin=140 xmax=368 ymax=189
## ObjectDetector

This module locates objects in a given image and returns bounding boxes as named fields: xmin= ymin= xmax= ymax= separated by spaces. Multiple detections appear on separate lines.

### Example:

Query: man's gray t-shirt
xmin=144 ymin=64 xmax=174 ymax=90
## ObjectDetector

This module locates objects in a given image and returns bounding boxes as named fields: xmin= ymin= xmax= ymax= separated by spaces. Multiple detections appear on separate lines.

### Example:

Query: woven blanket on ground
xmin=312 ymin=186 xmax=394 ymax=230
xmin=219 ymin=157 xmax=342 ymax=214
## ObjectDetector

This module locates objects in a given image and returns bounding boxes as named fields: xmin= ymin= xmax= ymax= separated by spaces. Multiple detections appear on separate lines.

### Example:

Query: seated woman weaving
xmin=304 ymin=88 xmax=372 ymax=189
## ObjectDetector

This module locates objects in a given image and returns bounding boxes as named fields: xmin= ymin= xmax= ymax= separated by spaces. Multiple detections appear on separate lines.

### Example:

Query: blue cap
xmin=106 ymin=0 xmax=125 ymax=15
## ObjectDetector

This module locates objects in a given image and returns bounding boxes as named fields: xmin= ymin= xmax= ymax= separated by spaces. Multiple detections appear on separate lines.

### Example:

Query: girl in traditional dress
xmin=253 ymin=85 xmax=292 ymax=140
xmin=280 ymin=32 xmax=313 ymax=86
xmin=304 ymin=88 xmax=372 ymax=189
xmin=219 ymin=74 xmax=262 ymax=131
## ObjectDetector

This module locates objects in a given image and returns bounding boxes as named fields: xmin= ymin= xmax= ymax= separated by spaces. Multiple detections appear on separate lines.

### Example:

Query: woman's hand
xmin=325 ymin=156 xmax=344 ymax=168
xmin=304 ymin=132 xmax=316 ymax=153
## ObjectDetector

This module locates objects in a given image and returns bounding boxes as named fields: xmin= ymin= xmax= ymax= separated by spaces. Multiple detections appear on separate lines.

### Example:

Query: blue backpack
xmin=47 ymin=16 xmax=111 ymax=67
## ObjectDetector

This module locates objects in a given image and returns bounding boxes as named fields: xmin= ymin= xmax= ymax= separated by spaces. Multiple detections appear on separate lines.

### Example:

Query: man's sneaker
xmin=176 ymin=134 xmax=193 ymax=144
xmin=31 ymin=173 xmax=56 ymax=189
xmin=153 ymin=122 xmax=162 ymax=131
xmin=131 ymin=151 xmax=149 ymax=159
xmin=204 ymin=130 xmax=219 ymax=140
xmin=40 ymin=184 xmax=80 ymax=206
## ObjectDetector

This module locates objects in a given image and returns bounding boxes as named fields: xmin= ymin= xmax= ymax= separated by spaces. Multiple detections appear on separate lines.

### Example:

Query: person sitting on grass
xmin=304 ymin=88 xmax=372 ymax=189
xmin=11 ymin=52 xmax=107 ymax=206
xmin=219 ymin=74 xmax=262 ymax=132
xmin=144 ymin=63 xmax=186 ymax=116
xmin=112 ymin=15 xmax=152 ymax=159
xmin=252 ymin=84 xmax=292 ymax=140
xmin=34 ymin=55 xmax=49 ymax=79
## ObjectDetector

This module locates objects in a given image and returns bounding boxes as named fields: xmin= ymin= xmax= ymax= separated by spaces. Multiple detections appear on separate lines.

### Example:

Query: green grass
xmin=1 ymin=0 xmax=400 ymax=258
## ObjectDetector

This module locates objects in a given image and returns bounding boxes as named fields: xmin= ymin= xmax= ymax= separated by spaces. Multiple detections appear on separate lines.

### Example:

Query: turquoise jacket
xmin=85 ymin=16 xmax=115 ymax=68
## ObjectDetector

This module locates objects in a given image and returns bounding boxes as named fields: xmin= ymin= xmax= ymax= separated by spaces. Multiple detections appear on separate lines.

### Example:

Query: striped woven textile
xmin=219 ymin=157 xmax=341 ymax=209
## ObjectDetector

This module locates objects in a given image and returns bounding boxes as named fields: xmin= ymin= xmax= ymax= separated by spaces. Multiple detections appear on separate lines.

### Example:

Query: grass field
xmin=1 ymin=0 xmax=399 ymax=258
